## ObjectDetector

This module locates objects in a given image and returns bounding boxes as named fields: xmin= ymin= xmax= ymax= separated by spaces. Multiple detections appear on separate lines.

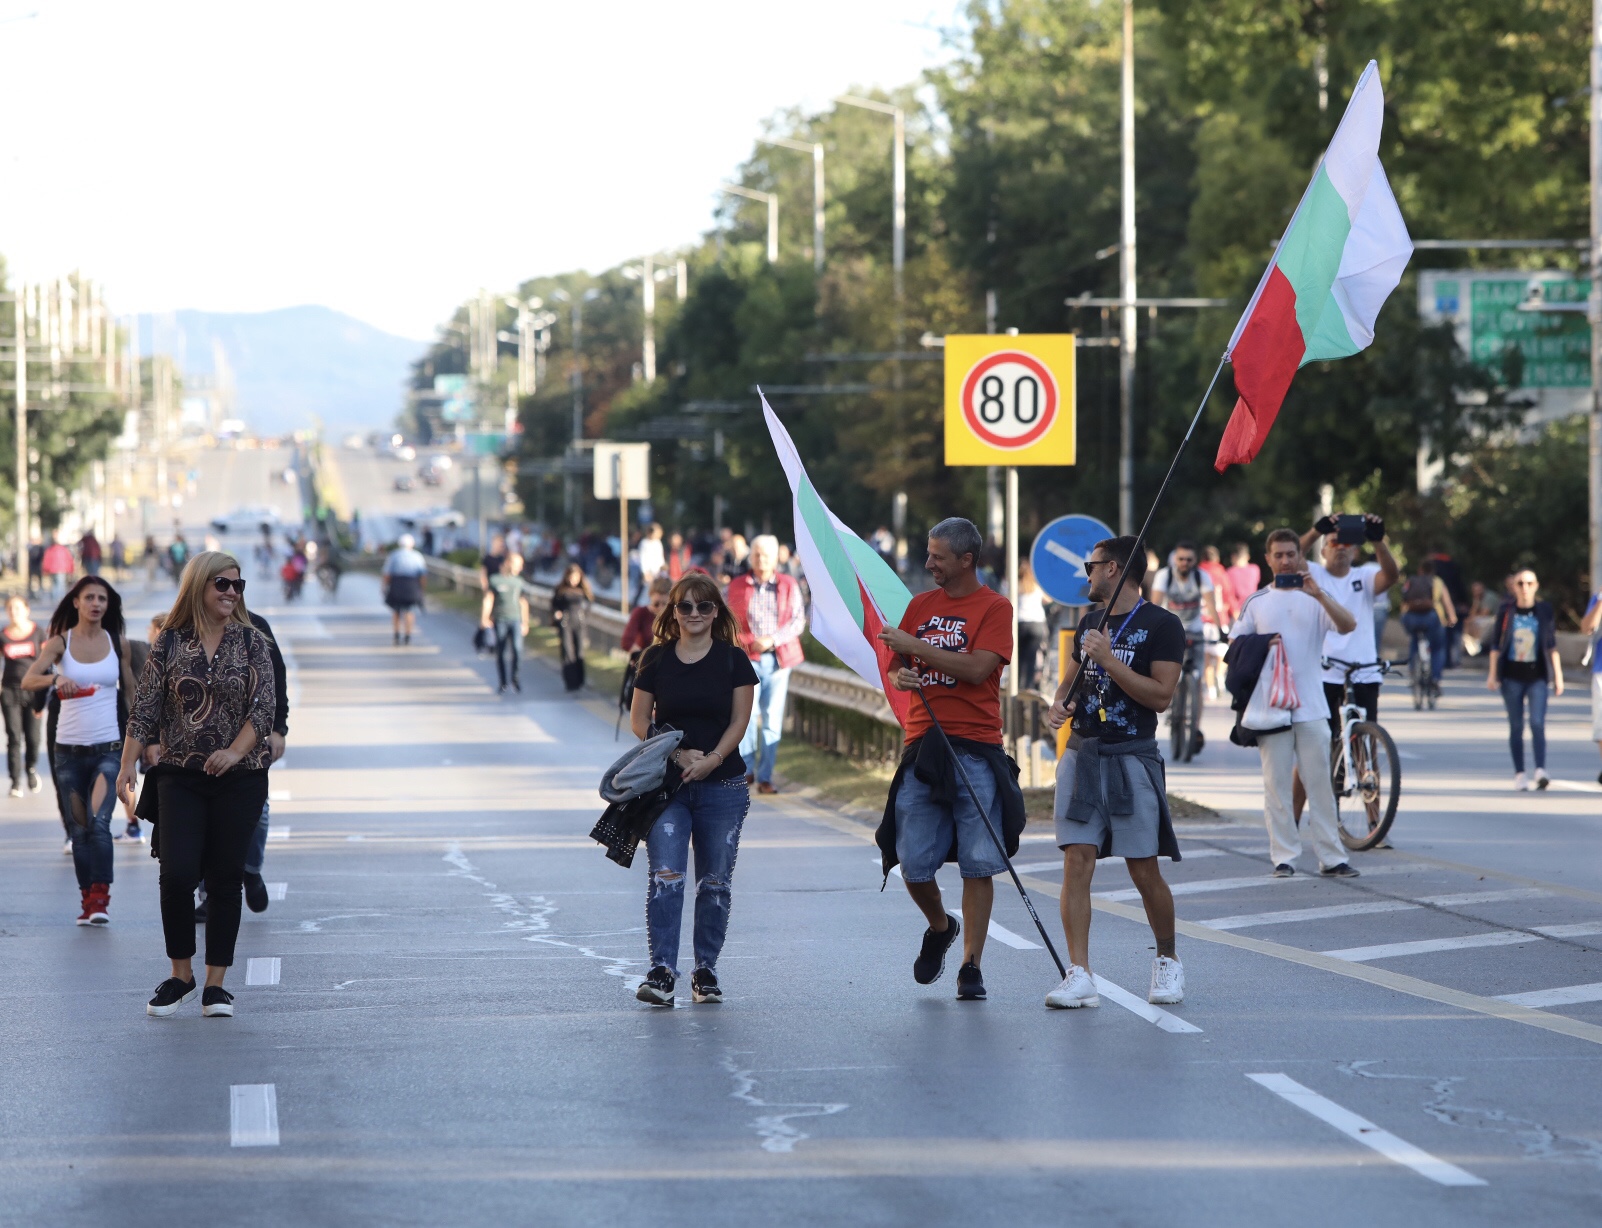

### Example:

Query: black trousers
xmin=156 ymin=768 xmax=270 ymax=967
xmin=0 ymin=685 xmax=39 ymax=786
xmin=1324 ymin=681 xmax=1379 ymax=741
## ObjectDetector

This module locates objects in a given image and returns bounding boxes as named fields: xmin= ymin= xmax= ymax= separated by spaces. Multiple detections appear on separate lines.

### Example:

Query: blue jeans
xmin=1500 ymin=677 xmax=1548 ymax=773
xmin=894 ymin=748 xmax=1008 ymax=882
xmin=55 ymin=745 xmax=120 ymax=890
xmin=1402 ymin=611 xmax=1446 ymax=683
xmin=738 ymin=653 xmax=790 ymax=783
xmin=245 ymin=799 xmax=270 ymax=877
xmin=644 ymin=778 xmax=750 ymax=976
xmin=493 ymin=619 xmax=523 ymax=688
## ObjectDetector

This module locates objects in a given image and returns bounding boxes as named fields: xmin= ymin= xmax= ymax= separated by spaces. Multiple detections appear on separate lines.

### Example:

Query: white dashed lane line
xmin=1198 ymin=900 xmax=1419 ymax=931
xmin=1497 ymin=981 xmax=1602 ymax=1008
xmin=1322 ymin=931 xmax=1534 ymax=962
xmin=1417 ymin=888 xmax=1549 ymax=907
xmin=1091 ymin=975 xmax=1202 ymax=1034
xmin=245 ymin=958 xmax=281 ymax=986
xmin=1246 ymin=1073 xmax=1485 ymax=1187
xmin=266 ymin=882 xmax=287 ymax=901
xmin=230 ymin=1084 xmax=280 ymax=1147
xmin=266 ymin=826 xmax=290 ymax=841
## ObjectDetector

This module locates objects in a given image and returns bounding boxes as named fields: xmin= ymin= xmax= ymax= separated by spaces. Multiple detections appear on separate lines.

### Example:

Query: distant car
xmin=394 ymin=474 xmax=416 ymax=492
xmin=418 ymin=465 xmax=443 ymax=487
xmin=424 ymin=453 xmax=453 ymax=472
xmin=211 ymin=505 xmax=281 ymax=534
xmin=389 ymin=444 xmax=417 ymax=462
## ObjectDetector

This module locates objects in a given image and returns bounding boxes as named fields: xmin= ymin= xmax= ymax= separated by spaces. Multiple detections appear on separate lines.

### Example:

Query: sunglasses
xmin=675 ymin=599 xmax=718 ymax=617
xmin=1083 ymin=559 xmax=1114 ymax=575
xmin=212 ymin=576 xmax=247 ymax=595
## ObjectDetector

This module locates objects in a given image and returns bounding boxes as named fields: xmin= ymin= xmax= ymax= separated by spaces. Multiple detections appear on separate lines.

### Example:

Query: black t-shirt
xmin=634 ymin=639 xmax=759 ymax=780
xmin=1071 ymin=600 xmax=1186 ymax=744
xmin=1 ymin=624 xmax=44 ymax=688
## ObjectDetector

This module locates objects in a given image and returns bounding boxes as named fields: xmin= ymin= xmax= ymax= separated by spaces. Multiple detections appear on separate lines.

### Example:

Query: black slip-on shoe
xmin=1320 ymin=862 xmax=1361 ymax=878
xmin=243 ymin=872 xmax=269 ymax=914
xmin=147 ymin=978 xmax=198 ymax=1017
xmin=913 ymin=916 xmax=960 ymax=985
xmin=202 ymin=986 xmax=234 ymax=1017
xmin=955 ymin=960 xmax=986 ymax=1001
xmin=1272 ymin=863 xmax=1295 ymax=878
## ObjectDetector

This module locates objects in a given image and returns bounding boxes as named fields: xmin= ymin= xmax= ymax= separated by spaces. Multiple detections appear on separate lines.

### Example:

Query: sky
xmin=0 ymin=1 xmax=962 ymax=341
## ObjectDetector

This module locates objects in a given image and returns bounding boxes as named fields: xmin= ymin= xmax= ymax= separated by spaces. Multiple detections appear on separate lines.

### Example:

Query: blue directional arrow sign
xmin=1030 ymin=513 xmax=1115 ymax=606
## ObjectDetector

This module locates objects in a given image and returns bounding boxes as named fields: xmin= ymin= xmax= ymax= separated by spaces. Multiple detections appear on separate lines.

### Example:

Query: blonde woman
xmin=628 ymin=573 xmax=757 ymax=1006
xmin=116 ymin=552 xmax=275 ymax=1019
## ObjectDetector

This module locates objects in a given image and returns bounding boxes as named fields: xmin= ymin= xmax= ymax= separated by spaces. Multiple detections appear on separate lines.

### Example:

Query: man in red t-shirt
xmin=875 ymin=517 xmax=1013 ymax=1002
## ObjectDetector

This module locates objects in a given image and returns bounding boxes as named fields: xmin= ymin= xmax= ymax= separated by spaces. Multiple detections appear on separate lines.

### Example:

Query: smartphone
xmin=1273 ymin=573 xmax=1305 ymax=589
xmin=1335 ymin=514 xmax=1366 ymax=545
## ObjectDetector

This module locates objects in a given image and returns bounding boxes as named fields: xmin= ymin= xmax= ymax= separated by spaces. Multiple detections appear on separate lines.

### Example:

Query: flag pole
xmin=1058 ymin=353 xmax=1230 ymax=716
xmin=910 ymin=687 xmax=1067 ymax=979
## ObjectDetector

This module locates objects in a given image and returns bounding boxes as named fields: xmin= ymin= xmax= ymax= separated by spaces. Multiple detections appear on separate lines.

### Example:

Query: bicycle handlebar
xmin=1321 ymin=656 xmax=1395 ymax=677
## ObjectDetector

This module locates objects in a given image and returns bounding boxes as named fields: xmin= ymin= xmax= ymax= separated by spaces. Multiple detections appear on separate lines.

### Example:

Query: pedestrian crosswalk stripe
xmin=229 ymin=1084 xmax=279 ymax=1147
xmin=1246 ymin=1073 xmax=1485 ymax=1186
xmin=1323 ymin=931 xmax=1533 ymax=962
xmin=1534 ymin=921 xmax=1602 ymax=938
xmin=1199 ymin=900 xmax=1418 ymax=931
xmin=266 ymin=882 xmax=287 ymax=901
xmin=1418 ymin=888 xmax=1548 ymax=907
xmin=1092 ymin=975 xmax=1202 ymax=1033
xmin=1496 ymin=981 xmax=1602 ymax=1008
xmin=245 ymin=958 xmax=281 ymax=986
xmin=1098 ymin=874 xmax=1312 ymax=902
xmin=266 ymin=826 xmax=290 ymax=841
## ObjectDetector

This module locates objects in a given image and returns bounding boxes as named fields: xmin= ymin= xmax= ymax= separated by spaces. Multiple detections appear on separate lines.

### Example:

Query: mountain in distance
xmin=137 ymin=305 xmax=427 ymax=437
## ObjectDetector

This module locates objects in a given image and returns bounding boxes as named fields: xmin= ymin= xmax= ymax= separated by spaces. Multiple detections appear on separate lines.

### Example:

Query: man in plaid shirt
xmin=725 ymin=535 xmax=806 ymax=793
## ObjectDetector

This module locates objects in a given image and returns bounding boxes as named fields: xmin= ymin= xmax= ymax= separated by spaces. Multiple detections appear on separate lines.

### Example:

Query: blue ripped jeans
xmin=55 ymin=744 xmax=120 ymax=890
xmin=644 ymin=778 xmax=750 ymax=977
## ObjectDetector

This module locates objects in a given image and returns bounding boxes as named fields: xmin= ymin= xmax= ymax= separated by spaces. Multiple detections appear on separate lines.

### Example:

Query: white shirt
xmin=638 ymin=538 xmax=665 ymax=579
xmin=1152 ymin=566 xmax=1214 ymax=635
xmin=1308 ymin=562 xmax=1382 ymax=685
xmin=1231 ymin=586 xmax=1336 ymax=722
xmin=1016 ymin=587 xmax=1047 ymax=624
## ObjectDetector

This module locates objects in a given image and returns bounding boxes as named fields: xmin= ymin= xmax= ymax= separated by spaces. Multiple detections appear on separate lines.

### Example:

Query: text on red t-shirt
xmin=898 ymin=585 xmax=1012 ymax=745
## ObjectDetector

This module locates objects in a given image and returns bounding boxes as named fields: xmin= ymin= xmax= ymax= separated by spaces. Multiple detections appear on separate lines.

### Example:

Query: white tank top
xmin=56 ymin=629 xmax=121 ymax=745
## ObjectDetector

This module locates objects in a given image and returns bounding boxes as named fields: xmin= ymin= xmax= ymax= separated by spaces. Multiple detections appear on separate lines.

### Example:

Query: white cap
xmin=398 ymin=534 xmax=416 ymax=549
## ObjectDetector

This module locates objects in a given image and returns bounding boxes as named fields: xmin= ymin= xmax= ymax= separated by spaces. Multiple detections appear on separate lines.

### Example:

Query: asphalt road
xmin=1 ymin=576 xmax=1599 ymax=1225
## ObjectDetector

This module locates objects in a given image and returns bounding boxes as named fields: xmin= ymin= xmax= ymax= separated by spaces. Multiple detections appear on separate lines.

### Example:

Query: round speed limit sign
xmin=944 ymin=334 xmax=1076 ymax=466
xmin=960 ymin=351 xmax=1058 ymax=449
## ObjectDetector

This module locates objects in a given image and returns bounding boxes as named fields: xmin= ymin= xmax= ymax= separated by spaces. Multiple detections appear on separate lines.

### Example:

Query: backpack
xmin=1402 ymin=574 xmax=1435 ymax=613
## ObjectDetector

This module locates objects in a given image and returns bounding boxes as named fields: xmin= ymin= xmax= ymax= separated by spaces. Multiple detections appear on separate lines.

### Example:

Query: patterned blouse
xmin=127 ymin=622 xmax=276 ymax=772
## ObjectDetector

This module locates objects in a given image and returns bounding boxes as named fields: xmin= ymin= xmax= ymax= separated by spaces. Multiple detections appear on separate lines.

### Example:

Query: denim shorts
xmin=894 ymin=750 xmax=1008 ymax=882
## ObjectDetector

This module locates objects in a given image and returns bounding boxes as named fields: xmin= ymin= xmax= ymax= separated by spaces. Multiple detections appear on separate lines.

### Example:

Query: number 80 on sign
xmin=944 ymin=334 xmax=1076 ymax=467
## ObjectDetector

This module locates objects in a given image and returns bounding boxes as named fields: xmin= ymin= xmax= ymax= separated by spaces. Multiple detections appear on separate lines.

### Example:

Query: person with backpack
xmin=1400 ymin=558 xmax=1455 ymax=694
xmin=21 ymin=576 xmax=139 ymax=924
xmin=116 ymin=551 xmax=276 ymax=1018
xmin=1486 ymin=569 xmax=1564 ymax=791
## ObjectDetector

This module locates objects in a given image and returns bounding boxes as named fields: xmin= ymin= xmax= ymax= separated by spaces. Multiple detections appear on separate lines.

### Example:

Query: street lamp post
xmin=550 ymin=287 xmax=601 ymax=533
xmin=621 ymin=255 xmax=685 ymax=381
xmin=835 ymin=95 xmax=904 ymax=313
xmin=720 ymin=185 xmax=778 ymax=262
xmin=1590 ymin=0 xmax=1601 ymax=594
xmin=1118 ymin=0 xmax=1137 ymax=535
xmin=759 ymin=136 xmax=825 ymax=272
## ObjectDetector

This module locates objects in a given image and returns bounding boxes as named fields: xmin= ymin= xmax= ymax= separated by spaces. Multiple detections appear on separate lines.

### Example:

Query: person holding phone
xmin=1299 ymin=513 xmax=1401 ymax=733
xmin=628 ymin=573 xmax=757 ymax=1007
xmin=1229 ymin=528 xmax=1359 ymax=879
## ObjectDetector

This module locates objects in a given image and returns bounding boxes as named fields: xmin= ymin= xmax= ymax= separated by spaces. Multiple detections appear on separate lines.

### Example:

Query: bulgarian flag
xmin=1215 ymin=61 xmax=1413 ymax=471
xmin=761 ymin=392 xmax=914 ymax=727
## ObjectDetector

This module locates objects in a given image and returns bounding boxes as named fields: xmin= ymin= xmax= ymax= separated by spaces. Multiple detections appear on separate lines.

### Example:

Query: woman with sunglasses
xmin=1486 ymin=568 xmax=1564 ymax=790
xmin=22 ymin=576 xmax=138 ymax=924
xmin=628 ymin=573 xmax=757 ymax=1006
xmin=116 ymin=552 xmax=275 ymax=1018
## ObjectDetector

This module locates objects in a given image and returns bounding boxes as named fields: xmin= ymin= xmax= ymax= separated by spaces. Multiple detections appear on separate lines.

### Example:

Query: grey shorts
xmin=1053 ymin=741 xmax=1162 ymax=859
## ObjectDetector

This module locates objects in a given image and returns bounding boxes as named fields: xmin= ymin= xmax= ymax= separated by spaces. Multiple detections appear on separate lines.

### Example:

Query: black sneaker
xmin=636 ymin=966 xmax=675 ymax=1006
xmin=147 ymin=977 xmax=198 ymax=1017
xmin=913 ymin=916 xmax=960 ymax=984
xmin=955 ymin=960 xmax=986 ymax=1001
xmin=1320 ymin=862 xmax=1361 ymax=878
xmin=243 ymin=872 xmax=269 ymax=914
xmin=202 ymin=986 xmax=234 ymax=1017
xmin=1272 ymin=863 xmax=1295 ymax=878
xmin=690 ymin=968 xmax=722 ymax=1004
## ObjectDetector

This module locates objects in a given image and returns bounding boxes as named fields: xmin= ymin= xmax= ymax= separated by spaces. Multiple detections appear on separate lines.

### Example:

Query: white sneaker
xmin=1534 ymin=768 xmax=1550 ymax=791
xmin=1514 ymin=772 xmax=1529 ymax=792
xmin=62 ymin=839 xmax=72 ymax=856
xmin=1045 ymin=964 xmax=1100 ymax=1009
xmin=1149 ymin=955 xmax=1185 ymax=1004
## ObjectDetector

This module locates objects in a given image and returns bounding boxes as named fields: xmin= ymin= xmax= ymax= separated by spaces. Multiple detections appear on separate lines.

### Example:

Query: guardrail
xmin=422 ymin=555 xmax=1057 ymax=782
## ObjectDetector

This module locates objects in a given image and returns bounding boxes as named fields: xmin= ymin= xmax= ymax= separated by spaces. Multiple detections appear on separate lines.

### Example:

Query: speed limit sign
xmin=944 ymin=334 xmax=1075 ymax=466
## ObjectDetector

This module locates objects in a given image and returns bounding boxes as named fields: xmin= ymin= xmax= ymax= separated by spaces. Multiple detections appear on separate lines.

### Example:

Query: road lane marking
xmin=1534 ymin=921 xmax=1602 ymax=938
xmin=229 ymin=1084 xmax=280 ymax=1148
xmin=269 ymin=790 xmax=292 ymax=802
xmin=245 ymin=958 xmax=281 ymax=986
xmin=1199 ymin=901 xmax=1419 ymax=931
xmin=1548 ymin=779 xmax=1602 ymax=794
xmin=986 ymin=921 xmax=1041 ymax=950
xmin=1323 ymin=931 xmax=1534 ymax=962
xmin=1098 ymin=874 xmax=1311 ymax=902
xmin=1092 ymin=975 xmax=1202 ymax=1033
xmin=266 ymin=882 xmax=287 ymax=901
xmin=1245 ymin=1073 xmax=1485 ymax=1186
xmin=1418 ymin=888 xmax=1549 ymax=907
xmin=1497 ymin=982 xmax=1602 ymax=1008
xmin=266 ymin=826 xmax=290 ymax=841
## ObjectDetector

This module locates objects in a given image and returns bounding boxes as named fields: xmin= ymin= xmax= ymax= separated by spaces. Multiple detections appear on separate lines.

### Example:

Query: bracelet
xmin=708 ymin=751 xmax=723 ymax=765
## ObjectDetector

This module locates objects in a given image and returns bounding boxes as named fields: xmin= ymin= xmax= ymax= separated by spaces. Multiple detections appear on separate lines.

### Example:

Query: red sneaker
xmin=75 ymin=890 xmax=93 ymax=926
xmin=88 ymin=885 xmax=110 ymax=925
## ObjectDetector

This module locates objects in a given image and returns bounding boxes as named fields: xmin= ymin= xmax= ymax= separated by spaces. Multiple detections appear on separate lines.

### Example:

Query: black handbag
xmin=472 ymin=626 xmax=492 ymax=655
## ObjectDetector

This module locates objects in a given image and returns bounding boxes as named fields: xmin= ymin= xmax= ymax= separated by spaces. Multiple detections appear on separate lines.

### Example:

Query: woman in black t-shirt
xmin=628 ymin=573 xmax=757 ymax=1006
xmin=1 ymin=595 xmax=45 ymax=797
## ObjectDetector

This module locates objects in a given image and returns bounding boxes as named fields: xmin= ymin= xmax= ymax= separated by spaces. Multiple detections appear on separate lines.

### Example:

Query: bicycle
xmin=1168 ymin=636 xmax=1204 ymax=763
xmin=1324 ymin=656 xmax=1401 ymax=850
xmin=1407 ymin=633 xmax=1438 ymax=710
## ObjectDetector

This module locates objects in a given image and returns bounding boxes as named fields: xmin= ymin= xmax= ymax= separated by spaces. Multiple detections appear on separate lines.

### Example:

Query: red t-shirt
xmin=898 ymin=585 xmax=1012 ymax=745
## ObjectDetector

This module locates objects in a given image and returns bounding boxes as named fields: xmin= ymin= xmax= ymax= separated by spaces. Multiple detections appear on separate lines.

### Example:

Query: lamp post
xmin=550 ymin=286 xmax=601 ymax=533
xmin=1117 ymin=0 xmax=1137 ymax=535
xmin=1590 ymin=0 xmax=1601 ymax=593
xmin=835 ymin=95 xmax=904 ymax=325
xmin=621 ymin=255 xmax=685 ymax=381
xmin=720 ymin=184 xmax=778 ymax=262
xmin=759 ymin=136 xmax=825 ymax=272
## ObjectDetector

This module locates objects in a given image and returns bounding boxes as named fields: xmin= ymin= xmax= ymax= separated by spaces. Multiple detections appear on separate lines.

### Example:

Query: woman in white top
xmin=1015 ymin=558 xmax=1050 ymax=692
xmin=23 ymin=576 xmax=137 ymax=925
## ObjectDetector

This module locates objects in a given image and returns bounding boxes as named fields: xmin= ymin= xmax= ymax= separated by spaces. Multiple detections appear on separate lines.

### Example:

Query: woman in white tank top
xmin=23 ymin=576 xmax=138 ymax=926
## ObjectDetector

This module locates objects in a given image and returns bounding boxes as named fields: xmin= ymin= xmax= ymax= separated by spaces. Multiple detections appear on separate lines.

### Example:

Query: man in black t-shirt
xmin=1044 ymin=535 xmax=1187 ymax=1012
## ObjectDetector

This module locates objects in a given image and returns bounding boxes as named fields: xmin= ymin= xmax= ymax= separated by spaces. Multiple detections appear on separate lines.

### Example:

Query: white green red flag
xmin=761 ymin=391 xmax=913 ymax=727
xmin=1215 ymin=60 xmax=1413 ymax=471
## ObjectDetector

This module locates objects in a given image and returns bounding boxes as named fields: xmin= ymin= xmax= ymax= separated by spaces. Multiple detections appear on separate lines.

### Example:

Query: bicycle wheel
xmin=1170 ymin=671 xmax=1190 ymax=762
xmin=1333 ymin=721 xmax=1400 ymax=850
xmin=1410 ymin=655 xmax=1426 ymax=710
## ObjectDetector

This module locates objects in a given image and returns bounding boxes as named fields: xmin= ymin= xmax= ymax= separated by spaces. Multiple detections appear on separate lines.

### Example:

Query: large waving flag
xmin=1215 ymin=61 xmax=1413 ymax=471
xmin=761 ymin=392 xmax=914 ymax=726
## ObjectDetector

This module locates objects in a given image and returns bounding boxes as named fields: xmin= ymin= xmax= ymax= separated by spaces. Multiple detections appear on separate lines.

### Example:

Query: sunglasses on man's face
xmin=212 ymin=576 xmax=246 ymax=595
xmin=675 ymin=599 xmax=718 ymax=617
xmin=1083 ymin=559 xmax=1113 ymax=576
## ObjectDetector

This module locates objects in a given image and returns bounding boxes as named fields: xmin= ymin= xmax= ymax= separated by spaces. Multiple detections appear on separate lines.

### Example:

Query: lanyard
xmin=1086 ymin=597 xmax=1144 ymax=720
